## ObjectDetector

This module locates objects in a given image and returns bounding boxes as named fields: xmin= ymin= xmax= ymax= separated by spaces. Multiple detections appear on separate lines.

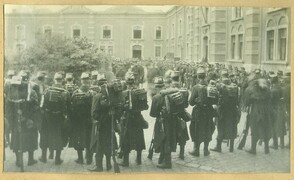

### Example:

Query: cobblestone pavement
xmin=3 ymin=83 xmax=290 ymax=173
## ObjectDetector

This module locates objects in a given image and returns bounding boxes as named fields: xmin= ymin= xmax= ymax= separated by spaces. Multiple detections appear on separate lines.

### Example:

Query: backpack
xmin=131 ymin=88 xmax=148 ymax=111
xmin=71 ymin=90 xmax=91 ymax=107
xmin=207 ymin=85 xmax=218 ymax=98
xmin=161 ymin=88 xmax=187 ymax=114
xmin=44 ymin=86 xmax=66 ymax=112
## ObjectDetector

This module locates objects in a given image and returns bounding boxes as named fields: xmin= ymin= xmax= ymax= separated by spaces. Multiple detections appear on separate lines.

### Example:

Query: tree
xmin=19 ymin=34 xmax=113 ymax=79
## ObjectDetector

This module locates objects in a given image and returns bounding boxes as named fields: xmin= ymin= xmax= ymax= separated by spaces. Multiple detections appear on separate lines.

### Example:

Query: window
xmin=231 ymin=35 xmax=236 ymax=59
xmin=133 ymin=26 xmax=142 ymax=39
xmin=43 ymin=26 xmax=52 ymax=37
xmin=73 ymin=29 xmax=81 ymax=38
xmin=103 ymin=26 xmax=112 ymax=39
xmin=108 ymin=46 xmax=113 ymax=55
xmin=238 ymin=34 xmax=243 ymax=59
xmin=202 ymin=7 xmax=209 ymax=23
xmin=155 ymin=46 xmax=161 ymax=57
xmin=232 ymin=7 xmax=243 ymax=19
xmin=267 ymin=30 xmax=274 ymax=61
xmin=155 ymin=26 xmax=162 ymax=39
xmin=278 ymin=28 xmax=286 ymax=61
xmin=16 ymin=25 xmax=25 ymax=40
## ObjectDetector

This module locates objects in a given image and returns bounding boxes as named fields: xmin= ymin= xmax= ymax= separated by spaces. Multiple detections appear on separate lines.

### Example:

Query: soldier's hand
xmin=212 ymin=104 xmax=218 ymax=110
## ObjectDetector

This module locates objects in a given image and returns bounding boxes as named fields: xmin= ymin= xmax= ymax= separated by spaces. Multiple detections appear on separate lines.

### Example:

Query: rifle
xmin=147 ymin=126 xmax=155 ymax=160
xmin=237 ymin=106 xmax=250 ymax=150
xmin=110 ymin=108 xmax=120 ymax=173
xmin=16 ymin=100 xmax=24 ymax=172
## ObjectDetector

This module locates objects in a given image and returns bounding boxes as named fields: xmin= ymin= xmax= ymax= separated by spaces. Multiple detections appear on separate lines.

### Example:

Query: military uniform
xmin=69 ymin=73 xmax=96 ymax=164
xmin=189 ymin=67 xmax=217 ymax=156
xmin=39 ymin=73 xmax=69 ymax=165
xmin=6 ymin=74 xmax=39 ymax=166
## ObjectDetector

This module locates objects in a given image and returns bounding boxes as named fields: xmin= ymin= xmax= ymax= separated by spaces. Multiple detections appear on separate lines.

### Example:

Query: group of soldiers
xmin=3 ymin=61 xmax=291 ymax=172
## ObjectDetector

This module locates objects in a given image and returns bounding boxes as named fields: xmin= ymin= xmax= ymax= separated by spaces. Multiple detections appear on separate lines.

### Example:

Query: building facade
xmin=5 ymin=6 xmax=291 ymax=71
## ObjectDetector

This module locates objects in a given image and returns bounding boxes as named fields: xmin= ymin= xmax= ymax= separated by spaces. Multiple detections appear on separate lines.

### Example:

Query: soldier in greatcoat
xmin=39 ymin=72 xmax=69 ymax=164
xmin=7 ymin=73 xmax=39 ymax=167
xmin=69 ymin=72 xmax=96 ymax=164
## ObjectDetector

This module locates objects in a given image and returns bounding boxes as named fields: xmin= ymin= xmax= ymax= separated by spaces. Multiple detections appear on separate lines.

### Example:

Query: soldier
xmin=244 ymin=78 xmax=272 ymax=154
xmin=211 ymin=70 xmax=239 ymax=153
xmin=90 ymin=70 xmax=100 ymax=93
xmin=150 ymin=76 xmax=165 ymax=98
xmin=189 ymin=67 xmax=218 ymax=157
xmin=119 ymin=72 xmax=148 ymax=167
xmin=89 ymin=74 xmax=114 ymax=172
xmin=7 ymin=73 xmax=39 ymax=167
xmin=65 ymin=73 xmax=79 ymax=96
xmin=4 ymin=70 xmax=16 ymax=147
xmin=169 ymin=71 xmax=190 ymax=160
xmin=69 ymin=72 xmax=95 ymax=164
xmin=283 ymin=72 xmax=291 ymax=148
xmin=39 ymin=72 xmax=69 ymax=164
xmin=269 ymin=72 xmax=286 ymax=150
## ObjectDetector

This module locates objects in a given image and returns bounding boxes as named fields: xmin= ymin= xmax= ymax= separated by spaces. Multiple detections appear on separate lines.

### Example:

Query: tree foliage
xmin=19 ymin=34 xmax=113 ymax=78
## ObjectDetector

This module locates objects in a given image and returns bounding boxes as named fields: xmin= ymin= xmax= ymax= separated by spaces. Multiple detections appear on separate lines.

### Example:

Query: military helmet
xmin=10 ymin=75 xmax=22 ymax=85
xmin=97 ymin=73 xmax=107 ymax=82
xmin=65 ymin=73 xmax=74 ymax=80
xmin=197 ymin=67 xmax=206 ymax=74
xmin=268 ymin=71 xmax=276 ymax=78
xmin=170 ymin=71 xmax=180 ymax=78
xmin=81 ymin=72 xmax=90 ymax=80
xmin=125 ymin=71 xmax=135 ymax=82
xmin=7 ymin=70 xmax=15 ymax=76
xmin=154 ymin=76 xmax=164 ymax=87
xmin=54 ymin=72 xmax=63 ymax=80
xmin=91 ymin=70 xmax=99 ymax=78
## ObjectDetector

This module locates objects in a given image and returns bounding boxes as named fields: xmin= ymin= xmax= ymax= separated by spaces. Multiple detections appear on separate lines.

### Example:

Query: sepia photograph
xmin=3 ymin=4 xmax=291 ymax=174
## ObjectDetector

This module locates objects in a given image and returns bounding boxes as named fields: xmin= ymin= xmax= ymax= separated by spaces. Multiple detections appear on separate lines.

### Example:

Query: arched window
xmin=278 ymin=17 xmax=287 ymax=61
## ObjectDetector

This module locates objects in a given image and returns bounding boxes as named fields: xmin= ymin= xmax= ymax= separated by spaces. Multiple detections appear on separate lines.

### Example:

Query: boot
xmin=280 ymin=136 xmax=285 ymax=149
xmin=157 ymin=153 xmax=172 ymax=169
xmin=158 ymin=152 xmax=164 ymax=164
xmin=204 ymin=141 xmax=210 ymax=156
xmin=270 ymin=136 xmax=278 ymax=150
xmin=189 ymin=142 xmax=199 ymax=157
xmin=75 ymin=150 xmax=84 ymax=164
xmin=246 ymin=136 xmax=257 ymax=155
xmin=28 ymin=151 xmax=38 ymax=166
xmin=15 ymin=152 xmax=20 ymax=167
xmin=118 ymin=153 xmax=129 ymax=167
xmin=136 ymin=150 xmax=142 ymax=165
xmin=55 ymin=150 xmax=63 ymax=165
xmin=106 ymin=155 xmax=112 ymax=171
xmin=179 ymin=145 xmax=185 ymax=160
xmin=229 ymin=139 xmax=234 ymax=152
xmin=49 ymin=149 xmax=54 ymax=159
xmin=88 ymin=154 xmax=103 ymax=172
xmin=210 ymin=139 xmax=221 ymax=153
xmin=39 ymin=148 xmax=47 ymax=163
xmin=264 ymin=140 xmax=270 ymax=154
xmin=86 ymin=148 xmax=93 ymax=165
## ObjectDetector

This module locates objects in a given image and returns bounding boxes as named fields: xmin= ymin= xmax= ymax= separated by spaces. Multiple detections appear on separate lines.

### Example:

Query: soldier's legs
xmin=210 ymin=138 xmax=222 ymax=153
xmin=106 ymin=155 xmax=112 ymax=171
xmin=270 ymin=134 xmax=278 ymax=149
xmin=280 ymin=136 xmax=285 ymax=149
xmin=55 ymin=150 xmax=63 ymax=165
xmin=179 ymin=144 xmax=185 ymax=160
xmin=88 ymin=152 xmax=103 ymax=172
xmin=136 ymin=150 xmax=142 ymax=165
xmin=204 ymin=141 xmax=210 ymax=156
xmin=158 ymin=145 xmax=165 ymax=164
xmin=75 ymin=149 xmax=84 ymax=164
xmin=28 ymin=150 xmax=37 ymax=166
xmin=119 ymin=151 xmax=129 ymax=167
xmin=246 ymin=136 xmax=258 ymax=155
xmin=264 ymin=138 xmax=270 ymax=154
xmin=189 ymin=141 xmax=200 ymax=157
xmin=229 ymin=139 xmax=234 ymax=152
xmin=86 ymin=148 xmax=93 ymax=165
xmin=157 ymin=152 xmax=172 ymax=169
xmin=39 ymin=148 xmax=47 ymax=163
xmin=49 ymin=149 xmax=54 ymax=159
